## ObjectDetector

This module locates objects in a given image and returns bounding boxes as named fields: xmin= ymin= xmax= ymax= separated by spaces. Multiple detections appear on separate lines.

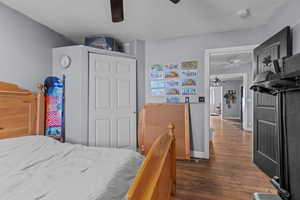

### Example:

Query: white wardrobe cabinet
xmin=53 ymin=45 xmax=137 ymax=150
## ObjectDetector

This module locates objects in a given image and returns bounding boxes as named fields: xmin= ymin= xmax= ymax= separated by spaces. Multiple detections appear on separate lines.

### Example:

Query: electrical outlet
xmin=198 ymin=96 xmax=205 ymax=103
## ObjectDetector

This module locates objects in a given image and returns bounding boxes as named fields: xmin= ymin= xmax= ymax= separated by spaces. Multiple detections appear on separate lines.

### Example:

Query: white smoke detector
xmin=237 ymin=9 xmax=250 ymax=18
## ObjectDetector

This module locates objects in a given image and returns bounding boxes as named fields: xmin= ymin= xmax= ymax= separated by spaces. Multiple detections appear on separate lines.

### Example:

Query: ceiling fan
xmin=210 ymin=77 xmax=227 ymax=86
xmin=110 ymin=0 xmax=181 ymax=23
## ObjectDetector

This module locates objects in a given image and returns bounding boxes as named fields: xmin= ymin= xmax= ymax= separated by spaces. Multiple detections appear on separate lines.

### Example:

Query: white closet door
xmin=88 ymin=53 xmax=137 ymax=150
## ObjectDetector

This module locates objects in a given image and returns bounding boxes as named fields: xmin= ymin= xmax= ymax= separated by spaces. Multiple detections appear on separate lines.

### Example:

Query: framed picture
xmin=165 ymin=88 xmax=180 ymax=95
xmin=150 ymin=80 xmax=165 ymax=88
xmin=165 ymin=71 xmax=179 ymax=79
xmin=181 ymin=79 xmax=197 ymax=86
xmin=165 ymin=80 xmax=180 ymax=87
xmin=181 ymin=70 xmax=198 ymax=78
xmin=151 ymin=88 xmax=165 ymax=96
xmin=150 ymin=72 xmax=164 ymax=79
xmin=166 ymin=97 xmax=181 ymax=103
xmin=151 ymin=64 xmax=164 ymax=72
xmin=165 ymin=64 xmax=179 ymax=71
xmin=181 ymin=61 xmax=198 ymax=70
xmin=181 ymin=87 xmax=197 ymax=96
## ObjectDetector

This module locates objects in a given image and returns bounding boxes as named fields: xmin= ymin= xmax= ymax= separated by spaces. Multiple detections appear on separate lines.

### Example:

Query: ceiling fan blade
xmin=170 ymin=0 xmax=180 ymax=4
xmin=110 ymin=0 xmax=124 ymax=23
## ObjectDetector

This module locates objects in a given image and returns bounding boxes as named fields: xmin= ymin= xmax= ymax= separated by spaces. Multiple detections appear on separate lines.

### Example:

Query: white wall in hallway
xmin=222 ymin=80 xmax=243 ymax=119
xmin=210 ymin=62 xmax=253 ymax=130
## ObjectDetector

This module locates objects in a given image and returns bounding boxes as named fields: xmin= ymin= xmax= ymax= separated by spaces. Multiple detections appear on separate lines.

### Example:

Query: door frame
xmin=210 ymin=85 xmax=223 ymax=117
xmin=210 ymin=73 xmax=247 ymax=124
xmin=88 ymin=53 xmax=137 ymax=150
xmin=204 ymin=45 xmax=257 ymax=158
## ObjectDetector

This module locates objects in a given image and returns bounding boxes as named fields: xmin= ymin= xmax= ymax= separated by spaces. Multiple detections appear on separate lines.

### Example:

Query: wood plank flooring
xmin=174 ymin=116 xmax=276 ymax=200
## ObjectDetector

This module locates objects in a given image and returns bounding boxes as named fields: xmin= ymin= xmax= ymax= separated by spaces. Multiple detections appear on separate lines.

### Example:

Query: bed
xmin=0 ymin=81 xmax=176 ymax=200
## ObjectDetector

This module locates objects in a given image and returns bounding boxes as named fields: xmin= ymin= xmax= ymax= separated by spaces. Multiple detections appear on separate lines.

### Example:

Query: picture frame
xmin=150 ymin=80 xmax=165 ymax=88
xmin=181 ymin=61 xmax=198 ymax=70
xmin=165 ymin=88 xmax=180 ymax=95
xmin=165 ymin=71 xmax=179 ymax=79
xmin=151 ymin=64 xmax=164 ymax=72
xmin=181 ymin=87 xmax=197 ymax=96
xmin=181 ymin=79 xmax=197 ymax=86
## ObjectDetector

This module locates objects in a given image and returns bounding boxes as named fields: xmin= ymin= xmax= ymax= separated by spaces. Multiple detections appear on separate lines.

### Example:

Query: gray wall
xmin=145 ymin=27 xmax=266 ymax=152
xmin=0 ymin=3 xmax=73 ymax=91
xmin=144 ymin=0 xmax=300 ymax=152
xmin=145 ymin=27 xmax=267 ymax=103
xmin=222 ymin=80 xmax=242 ymax=119
xmin=263 ymin=0 xmax=300 ymax=54
xmin=127 ymin=40 xmax=146 ymax=112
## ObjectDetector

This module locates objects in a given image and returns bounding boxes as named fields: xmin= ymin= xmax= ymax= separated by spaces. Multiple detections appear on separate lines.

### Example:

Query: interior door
xmin=88 ymin=53 xmax=137 ymax=150
xmin=253 ymin=27 xmax=292 ymax=177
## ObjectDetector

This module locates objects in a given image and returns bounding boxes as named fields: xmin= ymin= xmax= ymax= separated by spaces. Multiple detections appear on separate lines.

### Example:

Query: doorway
xmin=210 ymin=86 xmax=222 ymax=117
xmin=210 ymin=73 xmax=247 ymax=129
xmin=204 ymin=45 xmax=256 ymax=158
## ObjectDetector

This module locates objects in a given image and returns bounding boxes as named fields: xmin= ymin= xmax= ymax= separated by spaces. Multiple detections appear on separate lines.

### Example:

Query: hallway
xmin=175 ymin=116 xmax=276 ymax=200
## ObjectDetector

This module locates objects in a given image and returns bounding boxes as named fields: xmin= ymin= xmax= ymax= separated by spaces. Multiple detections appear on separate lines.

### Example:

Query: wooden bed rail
xmin=127 ymin=123 xmax=176 ymax=200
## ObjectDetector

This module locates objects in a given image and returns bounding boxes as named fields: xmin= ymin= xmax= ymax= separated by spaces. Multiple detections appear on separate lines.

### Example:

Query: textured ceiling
xmin=210 ymin=75 xmax=243 ymax=82
xmin=0 ymin=0 xmax=289 ymax=43
xmin=210 ymin=52 xmax=252 ymax=69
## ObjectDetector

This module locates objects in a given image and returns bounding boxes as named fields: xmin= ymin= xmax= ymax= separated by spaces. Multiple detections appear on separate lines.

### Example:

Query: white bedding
xmin=0 ymin=136 xmax=144 ymax=200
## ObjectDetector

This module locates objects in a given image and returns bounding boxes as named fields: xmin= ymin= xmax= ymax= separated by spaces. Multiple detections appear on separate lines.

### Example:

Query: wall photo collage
xmin=150 ymin=61 xmax=198 ymax=103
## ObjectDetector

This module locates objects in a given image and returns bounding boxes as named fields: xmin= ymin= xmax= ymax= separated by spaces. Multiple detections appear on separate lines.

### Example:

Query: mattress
xmin=0 ymin=136 xmax=144 ymax=200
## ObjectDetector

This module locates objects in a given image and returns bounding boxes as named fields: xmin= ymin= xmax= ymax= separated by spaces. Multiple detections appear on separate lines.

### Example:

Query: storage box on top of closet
xmin=53 ymin=45 xmax=137 ymax=150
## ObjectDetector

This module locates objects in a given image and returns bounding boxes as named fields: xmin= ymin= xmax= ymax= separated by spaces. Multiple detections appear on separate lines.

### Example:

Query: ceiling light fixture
xmin=229 ymin=59 xmax=241 ymax=64
xmin=170 ymin=0 xmax=181 ymax=4
xmin=237 ymin=9 xmax=250 ymax=18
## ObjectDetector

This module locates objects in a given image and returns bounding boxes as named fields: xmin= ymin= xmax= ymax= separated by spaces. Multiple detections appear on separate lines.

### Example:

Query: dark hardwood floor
xmin=174 ymin=116 xmax=276 ymax=200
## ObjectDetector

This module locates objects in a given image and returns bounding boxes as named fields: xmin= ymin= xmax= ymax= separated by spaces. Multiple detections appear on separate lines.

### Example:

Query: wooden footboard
xmin=127 ymin=124 xmax=176 ymax=200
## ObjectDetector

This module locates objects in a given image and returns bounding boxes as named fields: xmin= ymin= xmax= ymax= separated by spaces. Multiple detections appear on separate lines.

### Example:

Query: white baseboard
xmin=223 ymin=117 xmax=240 ymax=120
xmin=191 ymin=151 xmax=209 ymax=159
xmin=244 ymin=127 xmax=253 ymax=132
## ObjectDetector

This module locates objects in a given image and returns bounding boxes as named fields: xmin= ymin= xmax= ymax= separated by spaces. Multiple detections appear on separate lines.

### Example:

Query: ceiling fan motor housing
xmin=111 ymin=0 xmax=124 ymax=23
xmin=170 ymin=0 xmax=181 ymax=4
xmin=111 ymin=0 xmax=180 ymax=23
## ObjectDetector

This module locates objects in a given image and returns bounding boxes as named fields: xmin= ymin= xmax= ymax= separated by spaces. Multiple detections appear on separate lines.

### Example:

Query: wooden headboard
xmin=0 ymin=82 xmax=45 ymax=139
